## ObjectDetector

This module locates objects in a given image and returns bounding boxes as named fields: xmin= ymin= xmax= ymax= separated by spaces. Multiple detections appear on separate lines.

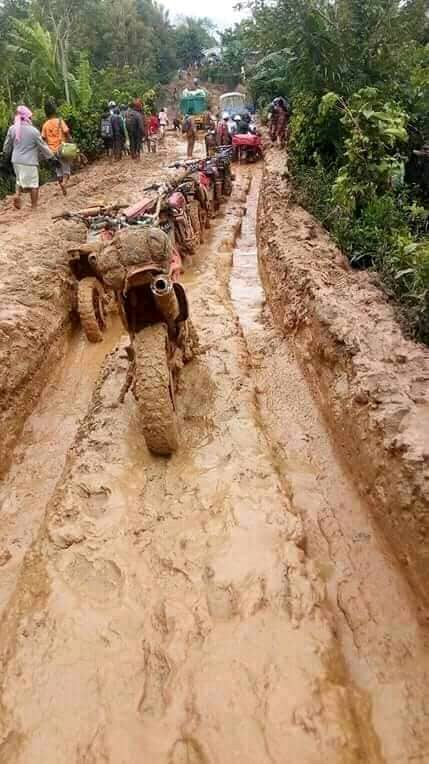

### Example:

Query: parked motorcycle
xmin=232 ymin=133 xmax=263 ymax=163
xmin=90 ymin=227 xmax=198 ymax=455
xmin=139 ymin=181 xmax=199 ymax=256
xmin=169 ymin=159 xmax=214 ymax=229
xmin=215 ymin=145 xmax=234 ymax=196
xmin=55 ymin=204 xmax=127 ymax=342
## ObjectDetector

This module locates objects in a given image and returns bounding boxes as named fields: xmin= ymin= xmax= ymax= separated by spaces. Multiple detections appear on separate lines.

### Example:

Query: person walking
xmin=100 ymin=109 xmax=113 ymax=157
xmin=216 ymin=113 xmax=231 ymax=146
xmin=41 ymin=100 xmax=71 ymax=196
xmin=269 ymin=97 xmax=290 ymax=146
xmin=182 ymin=114 xmax=196 ymax=159
xmin=126 ymin=103 xmax=144 ymax=159
xmin=3 ymin=105 xmax=54 ymax=210
xmin=111 ymin=107 xmax=126 ymax=161
xmin=147 ymin=112 xmax=160 ymax=153
xmin=120 ymin=105 xmax=130 ymax=154
xmin=158 ymin=107 xmax=168 ymax=138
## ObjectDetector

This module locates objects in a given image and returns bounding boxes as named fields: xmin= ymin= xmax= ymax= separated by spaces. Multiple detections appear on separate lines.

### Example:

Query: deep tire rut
xmin=0 ymin=172 xmax=372 ymax=763
xmin=0 ymin=148 xmax=426 ymax=763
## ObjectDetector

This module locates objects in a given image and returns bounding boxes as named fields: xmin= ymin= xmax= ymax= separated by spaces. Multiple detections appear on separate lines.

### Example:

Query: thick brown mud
xmin=232 ymin=169 xmax=429 ymax=763
xmin=0 ymin=140 xmax=427 ymax=762
xmin=258 ymin=145 xmax=429 ymax=613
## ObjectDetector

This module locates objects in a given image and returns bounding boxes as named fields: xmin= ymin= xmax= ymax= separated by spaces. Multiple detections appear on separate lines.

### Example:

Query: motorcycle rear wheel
xmin=223 ymin=173 xmax=233 ymax=196
xmin=133 ymin=324 xmax=179 ymax=456
xmin=77 ymin=276 xmax=106 ymax=343
xmin=188 ymin=200 xmax=203 ymax=244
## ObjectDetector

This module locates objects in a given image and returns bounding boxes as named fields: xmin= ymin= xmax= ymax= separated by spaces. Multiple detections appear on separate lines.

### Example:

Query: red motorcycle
xmin=232 ymin=133 xmax=263 ymax=163
xmin=124 ymin=183 xmax=199 ymax=257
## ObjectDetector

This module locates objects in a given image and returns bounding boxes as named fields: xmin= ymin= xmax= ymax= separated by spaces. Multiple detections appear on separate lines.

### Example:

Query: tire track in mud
xmin=230 ymin=169 xmax=429 ymax=763
xmin=0 ymin=321 xmax=121 ymax=619
xmin=0 ymin=176 xmax=375 ymax=762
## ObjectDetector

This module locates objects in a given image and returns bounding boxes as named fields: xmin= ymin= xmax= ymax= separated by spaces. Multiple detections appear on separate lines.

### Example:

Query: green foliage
xmin=328 ymin=89 xmax=408 ymax=212
xmin=60 ymin=104 xmax=102 ymax=158
xmin=71 ymin=55 xmax=93 ymax=109
xmin=201 ymin=26 xmax=246 ymax=89
xmin=8 ymin=17 xmax=64 ymax=103
xmin=174 ymin=17 xmax=215 ymax=69
xmin=223 ymin=0 xmax=429 ymax=342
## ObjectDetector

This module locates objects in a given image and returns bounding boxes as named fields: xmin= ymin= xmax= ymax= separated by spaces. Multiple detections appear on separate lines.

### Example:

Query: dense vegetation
xmin=207 ymin=1 xmax=429 ymax=342
xmin=0 ymin=0 xmax=214 ymax=162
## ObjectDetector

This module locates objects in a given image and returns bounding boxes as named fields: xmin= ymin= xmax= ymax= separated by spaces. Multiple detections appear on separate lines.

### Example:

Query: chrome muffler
xmin=151 ymin=275 xmax=180 ymax=321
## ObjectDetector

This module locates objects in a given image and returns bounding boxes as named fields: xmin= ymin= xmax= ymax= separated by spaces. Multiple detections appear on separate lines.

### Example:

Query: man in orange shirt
xmin=41 ymin=101 xmax=71 ymax=195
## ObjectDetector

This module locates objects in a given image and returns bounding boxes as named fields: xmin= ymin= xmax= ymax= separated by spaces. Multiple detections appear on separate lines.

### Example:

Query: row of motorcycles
xmin=58 ymin=145 xmax=234 ymax=456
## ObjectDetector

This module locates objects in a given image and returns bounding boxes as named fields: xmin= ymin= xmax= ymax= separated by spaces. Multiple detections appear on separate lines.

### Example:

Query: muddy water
xmin=0 ymin=318 xmax=122 ymax=616
xmin=231 ymin=170 xmax=429 ymax=763
xmin=0 ymin=162 xmax=427 ymax=763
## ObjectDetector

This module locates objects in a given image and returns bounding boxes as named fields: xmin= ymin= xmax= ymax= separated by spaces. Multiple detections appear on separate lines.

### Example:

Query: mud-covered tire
xmin=223 ymin=173 xmax=233 ymax=196
xmin=134 ymin=324 xmax=180 ymax=455
xmin=77 ymin=277 xmax=106 ymax=343
xmin=175 ymin=219 xmax=196 ymax=256
xmin=188 ymin=201 xmax=203 ymax=245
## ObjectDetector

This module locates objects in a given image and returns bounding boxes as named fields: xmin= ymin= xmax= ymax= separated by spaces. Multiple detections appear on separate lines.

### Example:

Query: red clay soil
xmin=258 ymin=144 xmax=429 ymax=615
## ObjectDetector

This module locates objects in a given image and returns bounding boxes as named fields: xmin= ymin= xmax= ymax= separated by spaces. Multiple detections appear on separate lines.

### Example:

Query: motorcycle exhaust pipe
xmin=151 ymin=275 xmax=180 ymax=321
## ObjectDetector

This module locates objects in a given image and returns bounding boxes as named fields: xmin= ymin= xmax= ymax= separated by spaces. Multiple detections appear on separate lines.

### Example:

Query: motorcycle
xmin=90 ymin=226 xmax=198 ymax=455
xmin=169 ymin=159 xmax=214 ymax=229
xmin=138 ymin=181 xmax=199 ymax=256
xmin=214 ymin=145 xmax=234 ymax=196
xmin=55 ymin=203 xmax=127 ymax=342
xmin=232 ymin=132 xmax=263 ymax=163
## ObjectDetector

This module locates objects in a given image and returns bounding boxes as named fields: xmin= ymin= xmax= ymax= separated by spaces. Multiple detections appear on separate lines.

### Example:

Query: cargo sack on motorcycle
xmin=117 ymin=227 xmax=173 ymax=269
xmin=90 ymin=242 xmax=127 ymax=290
xmin=90 ymin=228 xmax=173 ymax=291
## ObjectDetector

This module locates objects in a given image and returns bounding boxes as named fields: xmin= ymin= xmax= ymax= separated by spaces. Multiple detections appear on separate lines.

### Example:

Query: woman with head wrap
xmin=3 ymin=105 xmax=54 ymax=209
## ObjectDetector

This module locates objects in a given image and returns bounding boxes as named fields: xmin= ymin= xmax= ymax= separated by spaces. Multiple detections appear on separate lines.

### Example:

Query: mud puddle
xmin=0 ymin=176 xmax=372 ymax=763
xmin=230 ymin=169 xmax=429 ymax=762
xmin=0 ymin=317 xmax=122 ymax=617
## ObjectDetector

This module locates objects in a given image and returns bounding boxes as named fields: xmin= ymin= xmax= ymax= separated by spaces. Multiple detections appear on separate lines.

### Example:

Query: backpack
xmin=101 ymin=116 xmax=113 ymax=138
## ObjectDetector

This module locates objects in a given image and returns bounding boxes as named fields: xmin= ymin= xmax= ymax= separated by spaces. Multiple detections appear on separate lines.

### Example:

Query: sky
xmin=162 ymin=0 xmax=248 ymax=30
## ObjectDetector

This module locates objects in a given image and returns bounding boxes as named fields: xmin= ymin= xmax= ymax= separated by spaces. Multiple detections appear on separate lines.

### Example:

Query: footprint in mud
xmin=169 ymin=739 xmax=209 ymax=764
xmin=76 ymin=481 xmax=112 ymax=519
xmin=62 ymin=554 xmax=123 ymax=604
xmin=138 ymin=642 xmax=171 ymax=718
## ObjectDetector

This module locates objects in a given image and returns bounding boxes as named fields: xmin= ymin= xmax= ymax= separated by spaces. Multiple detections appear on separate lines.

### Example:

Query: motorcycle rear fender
xmin=123 ymin=197 xmax=154 ymax=220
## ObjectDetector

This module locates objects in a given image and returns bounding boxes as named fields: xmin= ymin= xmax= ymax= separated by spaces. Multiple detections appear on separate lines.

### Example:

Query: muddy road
xmin=0 ymin=137 xmax=428 ymax=763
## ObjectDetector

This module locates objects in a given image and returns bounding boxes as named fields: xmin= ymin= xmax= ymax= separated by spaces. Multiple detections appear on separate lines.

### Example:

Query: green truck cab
xmin=180 ymin=88 xmax=210 ymax=129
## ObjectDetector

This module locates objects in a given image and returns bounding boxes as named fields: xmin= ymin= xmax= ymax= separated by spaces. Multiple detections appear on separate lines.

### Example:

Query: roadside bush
xmin=60 ymin=104 xmax=103 ymax=159
xmin=289 ymin=88 xmax=429 ymax=341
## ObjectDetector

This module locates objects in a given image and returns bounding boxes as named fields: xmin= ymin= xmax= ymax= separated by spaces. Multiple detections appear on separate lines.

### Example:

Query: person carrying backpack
xmin=100 ymin=109 xmax=113 ymax=156
xmin=111 ymin=107 xmax=126 ymax=161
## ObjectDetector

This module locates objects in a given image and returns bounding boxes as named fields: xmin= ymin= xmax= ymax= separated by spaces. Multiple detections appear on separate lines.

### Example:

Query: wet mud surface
xmin=258 ymin=145 xmax=429 ymax=613
xmin=0 ymin=138 xmax=428 ymax=762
